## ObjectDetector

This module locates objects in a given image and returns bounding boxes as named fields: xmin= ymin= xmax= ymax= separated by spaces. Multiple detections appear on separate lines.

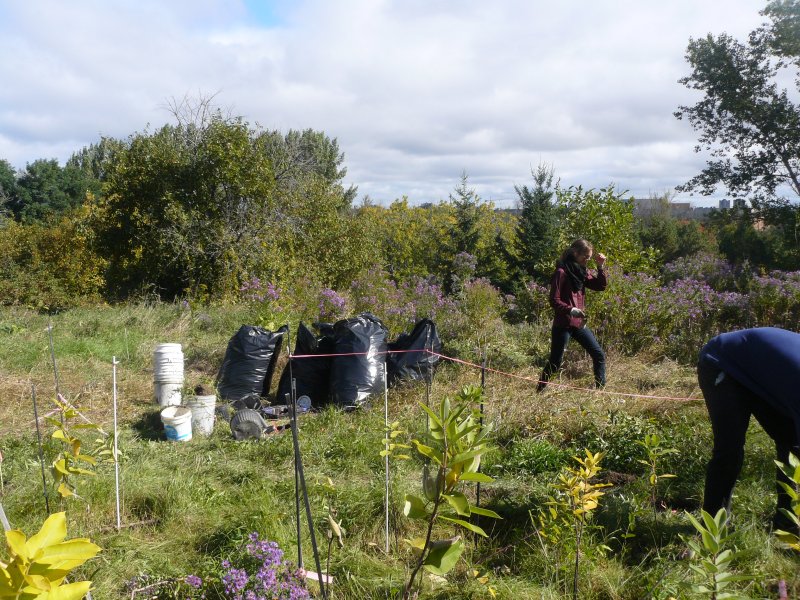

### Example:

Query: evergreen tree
xmin=513 ymin=163 xmax=559 ymax=281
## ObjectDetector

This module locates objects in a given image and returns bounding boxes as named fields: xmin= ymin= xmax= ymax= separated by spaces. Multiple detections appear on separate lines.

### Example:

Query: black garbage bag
xmin=330 ymin=313 xmax=388 ymax=408
xmin=387 ymin=318 xmax=442 ymax=387
xmin=275 ymin=322 xmax=335 ymax=407
xmin=216 ymin=325 xmax=288 ymax=402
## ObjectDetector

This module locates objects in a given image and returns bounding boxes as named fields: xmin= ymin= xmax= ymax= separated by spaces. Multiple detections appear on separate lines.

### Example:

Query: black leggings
xmin=698 ymin=361 xmax=799 ymax=521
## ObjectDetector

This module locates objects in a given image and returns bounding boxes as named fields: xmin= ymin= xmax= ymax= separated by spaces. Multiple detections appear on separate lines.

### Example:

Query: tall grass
xmin=0 ymin=303 xmax=797 ymax=598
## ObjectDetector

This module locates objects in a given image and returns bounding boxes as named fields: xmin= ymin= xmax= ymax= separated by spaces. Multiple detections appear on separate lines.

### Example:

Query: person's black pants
xmin=539 ymin=325 xmax=605 ymax=390
xmin=698 ymin=360 xmax=799 ymax=527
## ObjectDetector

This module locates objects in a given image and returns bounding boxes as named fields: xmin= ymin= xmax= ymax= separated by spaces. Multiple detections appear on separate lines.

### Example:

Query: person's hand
xmin=594 ymin=252 xmax=606 ymax=267
xmin=569 ymin=307 xmax=586 ymax=318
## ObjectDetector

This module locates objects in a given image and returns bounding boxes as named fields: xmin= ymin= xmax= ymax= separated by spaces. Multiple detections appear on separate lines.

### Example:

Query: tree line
xmin=0 ymin=0 xmax=798 ymax=309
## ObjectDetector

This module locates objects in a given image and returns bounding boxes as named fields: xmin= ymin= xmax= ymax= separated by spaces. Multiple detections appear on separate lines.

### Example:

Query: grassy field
xmin=0 ymin=303 xmax=797 ymax=599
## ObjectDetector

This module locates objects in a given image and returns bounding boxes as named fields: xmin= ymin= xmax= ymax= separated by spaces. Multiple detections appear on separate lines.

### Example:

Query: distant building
xmin=733 ymin=198 xmax=748 ymax=209
xmin=632 ymin=198 xmax=712 ymax=221
xmin=719 ymin=199 xmax=730 ymax=209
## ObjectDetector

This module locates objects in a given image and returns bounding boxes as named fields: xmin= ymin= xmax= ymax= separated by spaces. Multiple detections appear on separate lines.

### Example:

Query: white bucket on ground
xmin=153 ymin=343 xmax=184 ymax=382
xmin=155 ymin=382 xmax=183 ymax=407
xmin=187 ymin=394 xmax=216 ymax=436
xmin=160 ymin=405 xmax=192 ymax=441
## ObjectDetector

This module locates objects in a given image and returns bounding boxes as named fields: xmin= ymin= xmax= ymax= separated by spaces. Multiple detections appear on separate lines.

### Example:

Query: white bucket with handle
xmin=187 ymin=394 xmax=216 ymax=436
xmin=153 ymin=343 xmax=184 ymax=382
xmin=160 ymin=405 xmax=192 ymax=441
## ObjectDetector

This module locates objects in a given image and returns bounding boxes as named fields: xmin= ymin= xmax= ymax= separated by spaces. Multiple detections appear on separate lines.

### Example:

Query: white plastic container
xmin=187 ymin=394 xmax=216 ymax=436
xmin=153 ymin=343 xmax=184 ymax=383
xmin=160 ymin=405 xmax=192 ymax=441
xmin=155 ymin=382 xmax=183 ymax=407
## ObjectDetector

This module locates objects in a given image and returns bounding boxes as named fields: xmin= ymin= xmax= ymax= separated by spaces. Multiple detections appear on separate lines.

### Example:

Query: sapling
xmin=682 ymin=508 xmax=753 ymax=599
xmin=534 ymin=450 xmax=611 ymax=599
xmin=0 ymin=511 xmax=101 ymax=599
xmin=773 ymin=452 xmax=800 ymax=552
xmin=48 ymin=394 xmax=101 ymax=501
xmin=637 ymin=433 xmax=677 ymax=518
xmin=400 ymin=385 xmax=500 ymax=600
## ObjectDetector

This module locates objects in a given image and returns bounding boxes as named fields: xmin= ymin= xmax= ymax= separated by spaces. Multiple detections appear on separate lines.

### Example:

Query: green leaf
xmin=418 ymin=403 xmax=443 ymax=430
xmin=403 ymin=494 xmax=428 ymax=519
xmin=422 ymin=538 xmax=464 ymax=575
xmin=442 ymin=492 xmax=470 ymax=517
xmin=438 ymin=516 xmax=488 ymax=537
xmin=459 ymin=471 xmax=493 ymax=483
xmin=404 ymin=537 xmax=427 ymax=553
xmin=450 ymin=448 xmax=484 ymax=468
xmin=470 ymin=506 xmax=502 ymax=519
xmin=413 ymin=442 xmax=442 ymax=465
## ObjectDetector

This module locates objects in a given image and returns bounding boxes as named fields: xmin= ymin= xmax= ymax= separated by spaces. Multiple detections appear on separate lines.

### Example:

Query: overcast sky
xmin=0 ymin=0 xmax=770 ymax=207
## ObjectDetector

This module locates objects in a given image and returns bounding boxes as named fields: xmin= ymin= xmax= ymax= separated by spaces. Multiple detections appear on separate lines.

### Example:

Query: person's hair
xmin=559 ymin=239 xmax=593 ymax=265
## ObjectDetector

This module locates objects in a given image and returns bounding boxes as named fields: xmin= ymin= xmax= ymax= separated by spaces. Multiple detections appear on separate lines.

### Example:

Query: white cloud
xmin=0 ymin=0 xmax=772 ymax=206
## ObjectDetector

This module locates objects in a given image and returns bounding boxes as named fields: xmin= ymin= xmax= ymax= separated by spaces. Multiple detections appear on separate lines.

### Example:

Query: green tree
xmin=444 ymin=173 xmax=512 ymax=289
xmin=708 ymin=204 xmax=784 ymax=268
xmin=358 ymin=198 xmax=451 ymax=281
xmin=635 ymin=195 xmax=679 ymax=264
xmin=513 ymin=163 xmax=560 ymax=282
xmin=675 ymin=1 xmax=800 ymax=203
xmin=449 ymin=172 xmax=482 ymax=257
xmin=66 ymin=137 xmax=124 ymax=185
xmin=556 ymin=185 xmax=656 ymax=272
xmin=261 ymin=128 xmax=357 ymax=204
xmin=675 ymin=219 xmax=715 ymax=259
xmin=11 ymin=159 xmax=92 ymax=222
xmin=93 ymin=99 xmax=362 ymax=301
xmin=94 ymin=113 xmax=278 ymax=300
xmin=0 ymin=159 xmax=17 ymax=217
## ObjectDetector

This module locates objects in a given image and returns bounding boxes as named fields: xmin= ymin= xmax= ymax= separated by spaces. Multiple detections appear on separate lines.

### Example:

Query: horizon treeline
xmin=0 ymin=106 xmax=798 ymax=311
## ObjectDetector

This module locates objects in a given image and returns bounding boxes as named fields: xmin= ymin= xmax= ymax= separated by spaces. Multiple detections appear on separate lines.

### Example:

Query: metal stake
xmin=47 ymin=318 xmax=63 ymax=426
xmin=31 ymin=385 xmax=51 ymax=514
xmin=112 ymin=357 xmax=121 ymax=531
xmin=384 ymin=361 xmax=390 ymax=554
xmin=288 ymin=393 xmax=327 ymax=599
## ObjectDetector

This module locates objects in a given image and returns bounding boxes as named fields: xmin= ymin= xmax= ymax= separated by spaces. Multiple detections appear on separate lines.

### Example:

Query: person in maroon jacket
xmin=537 ymin=239 xmax=607 ymax=392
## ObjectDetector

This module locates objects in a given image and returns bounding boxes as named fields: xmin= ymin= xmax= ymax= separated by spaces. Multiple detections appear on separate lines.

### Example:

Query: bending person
xmin=698 ymin=327 xmax=800 ymax=531
xmin=537 ymin=239 xmax=607 ymax=392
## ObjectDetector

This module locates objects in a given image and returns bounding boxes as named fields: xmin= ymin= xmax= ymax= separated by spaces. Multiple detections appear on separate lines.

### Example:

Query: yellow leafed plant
xmin=0 ymin=511 xmax=101 ymax=599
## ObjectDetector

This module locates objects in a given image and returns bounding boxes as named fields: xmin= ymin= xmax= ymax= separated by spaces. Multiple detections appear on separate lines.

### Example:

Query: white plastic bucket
xmin=153 ymin=343 xmax=184 ymax=382
xmin=160 ymin=405 xmax=192 ymax=441
xmin=155 ymin=382 xmax=183 ymax=407
xmin=187 ymin=394 xmax=216 ymax=436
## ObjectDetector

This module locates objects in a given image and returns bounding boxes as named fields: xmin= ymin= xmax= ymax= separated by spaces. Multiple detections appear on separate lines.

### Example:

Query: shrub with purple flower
xmin=317 ymin=287 xmax=349 ymax=322
xmin=450 ymin=251 xmax=478 ymax=293
xmin=180 ymin=533 xmax=308 ymax=600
